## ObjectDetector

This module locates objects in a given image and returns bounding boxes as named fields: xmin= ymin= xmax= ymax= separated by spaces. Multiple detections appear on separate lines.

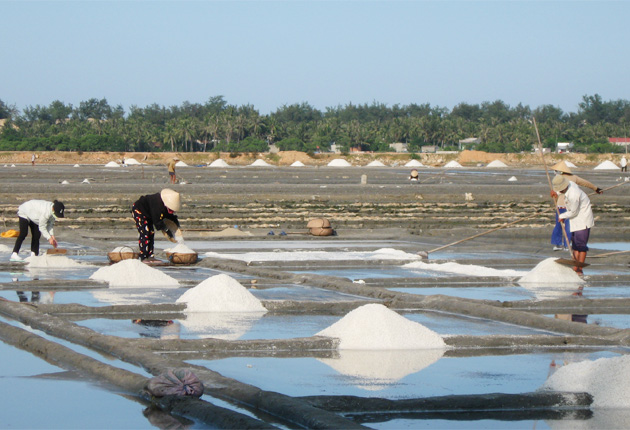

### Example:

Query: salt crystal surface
xmin=486 ymin=159 xmax=508 ymax=167
xmin=518 ymin=258 xmax=585 ymax=284
xmin=405 ymin=159 xmax=423 ymax=167
xmin=249 ymin=159 xmax=272 ymax=167
xmin=444 ymin=160 xmax=463 ymax=168
xmin=541 ymin=354 xmax=630 ymax=408
xmin=209 ymin=159 xmax=230 ymax=167
xmin=204 ymin=248 xmax=420 ymax=263
xmin=165 ymin=243 xmax=196 ymax=254
xmin=327 ymin=159 xmax=352 ymax=167
xmin=403 ymin=261 xmax=523 ymax=277
xmin=26 ymin=255 xmax=90 ymax=268
xmin=176 ymin=274 xmax=266 ymax=312
xmin=317 ymin=304 xmax=446 ymax=350
xmin=594 ymin=160 xmax=619 ymax=170
xmin=89 ymin=259 xmax=179 ymax=287
xmin=104 ymin=161 xmax=120 ymax=167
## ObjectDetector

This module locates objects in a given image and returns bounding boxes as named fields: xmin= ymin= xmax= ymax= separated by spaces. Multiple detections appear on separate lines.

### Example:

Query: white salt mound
xmin=26 ymin=255 xmax=88 ymax=268
xmin=316 ymin=303 xmax=446 ymax=350
xmin=486 ymin=160 xmax=508 ymax=168
xmin=508 ymin=176 xmax=518 ymax=181
xmin=73 ymin=164 xmax=80 ymax=168
xmin=124 ymin=158 xmax=141 ymax=165
xmin=405 ymin=160 xmax=423 ymax=167
xmin=367 ymin=160 xmax=386 ymax=167
xmin=165 ymin=243 xmax=196 ymax=254
xmin=0 ymin=244 xmax=11 ymax=252
xmin=404 ymin=261 xmax=523 ymax=277
xmin=104 ymin=161 xmax=120 ymax=167
xmin=290 ymin=161 xmax=305 ymax=167
xmin=518 ymin=258 xmax=585 ymax=284
xmin=542 ymin=354 xmax=630 ymax=408
xmin=176 ymin=274 xmax=266 ymax=312
xmin=565 ymin=161 xmax=577 ymax=168
xmin=250 ymin=159 xmax=272 ymax=167
xmin=90 ymin=259 xmax=179 ymax=288
xmin=327 ymin=159 xmax=352 ymax=167
xmin=594 ymin=160 xmax=619 ymax=170
xmin=61 ymin=180 xmax=70 ymax=185
xmin=444 ymin=160 xmax=462 ymax=168
xmin=209 ymin=159 xmax=230 ymax=167
xmin=175 ymin=160 xmax=188 ymax=167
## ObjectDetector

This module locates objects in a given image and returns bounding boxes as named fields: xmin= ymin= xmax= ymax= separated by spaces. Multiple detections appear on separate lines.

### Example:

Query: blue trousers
xmin=551 ymin=207 xmax=570 ymax=247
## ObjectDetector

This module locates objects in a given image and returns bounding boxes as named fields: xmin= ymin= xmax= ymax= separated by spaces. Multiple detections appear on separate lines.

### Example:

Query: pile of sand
xmin=317 ymin=303 xmax=446 ymax=350
xmin=444 ymin=160 xmax=463 ymax=168
xmin=90 ymin=259 xmax=179 ymax=287
xmin=594 ymin=160 xmax=619 ymax=170
xmin=486 ymin=160 xmax=508 ymax=168
xmin=209 ymin=159 xmax=230 ymax=167
xmin=176 ymin=274 xmax=266 ymax=312
xmin=328 ymin=159 xmax=352 ymax=167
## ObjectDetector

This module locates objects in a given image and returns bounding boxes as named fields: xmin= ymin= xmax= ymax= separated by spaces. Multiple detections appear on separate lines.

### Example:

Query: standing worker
xmin=549 ymin=161 xmax=602 ymax=251
xmin=10 ymin=199 xmax=65 ymax=262
xmin=167 ymin=157 xmax=179 ymax=184
xmin=131 ymin=189 xmax=181 ymax=264
xmin=31 ymin=154 xmax=36 ymax=166
xmin=621 ymin=155 xmax=627 ymax=173
xmin=552 ymin=175 xmax=594 ymax=276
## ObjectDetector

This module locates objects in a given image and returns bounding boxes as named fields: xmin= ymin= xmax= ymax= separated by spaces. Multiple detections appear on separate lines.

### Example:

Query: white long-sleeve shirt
xmin=17 ymin=200 xmax=56 ymax=240
xmin=558 ymin=182 xmax=594 ymax=232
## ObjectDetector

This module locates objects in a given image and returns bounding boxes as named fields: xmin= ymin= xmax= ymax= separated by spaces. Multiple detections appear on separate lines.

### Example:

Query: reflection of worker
xmin=131 ymin=189 xmax=180 ymax=264
xmin=409 ymin=169 xmax=419 ymax=182
xmin=132 ymin=319 xmax=178 ymax=339
xmin=167 ymin=157 xmax=179 ymax=184
xmin=549 ymin=161 xmax=601 ymax=251
xmin=552 ymin=175 xmax=594 ymax=275
xmin=10 ymin=200 xmax=65 ymax=262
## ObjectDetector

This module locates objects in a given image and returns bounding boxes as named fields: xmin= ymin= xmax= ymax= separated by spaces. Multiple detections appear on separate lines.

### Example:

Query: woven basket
xmin=306 ymin=218 xmax=331 ymax=229
xmin=167 ymin=252 xmax=198 ymax=265
xmin=309 ymin=227 xmax=334 ymax=237
xmin=107 ymin=250 xmax=139 ymax=263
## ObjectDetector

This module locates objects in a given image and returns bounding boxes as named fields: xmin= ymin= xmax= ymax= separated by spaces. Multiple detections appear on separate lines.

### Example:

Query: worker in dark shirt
xmin=131 ymin=189 xmax=180 ymax=264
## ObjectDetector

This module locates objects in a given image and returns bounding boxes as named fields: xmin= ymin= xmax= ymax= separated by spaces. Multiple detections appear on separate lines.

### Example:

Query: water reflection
xmin=179 ymin=312 xmax=266 ymax=340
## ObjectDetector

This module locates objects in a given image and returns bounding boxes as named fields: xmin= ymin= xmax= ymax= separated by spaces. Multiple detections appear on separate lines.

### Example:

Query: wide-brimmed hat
xmin=551 ymin=161 xmax=572 ymax=174
xmin=160 ymin=189 xmax=181 ymax=211
xmin=52 ymin=200 xmax=65 ymax=218
xmin=552 ymin=174 xmax=570 ymax=192
xmin=410 ymin=169 xmax=419 ymax=178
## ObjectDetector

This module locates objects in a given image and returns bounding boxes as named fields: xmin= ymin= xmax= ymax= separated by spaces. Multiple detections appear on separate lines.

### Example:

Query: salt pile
xmin=249 ymin=159 xmax=273 ymax=167
xmin=542 ymin=354 xmax=630 ymax=408
xmin=175 ymin=160 xmax=189 ymax=167
xmin=61 ymin=180 xmax=70 ymax=185
xmin=404 ymin=261 xmax=523 ymax=277
xmin=0 ymin=244 xmax=11 ymax=252
xmin=73 ymin=164 xmax=80 ymax=167
xmin=204 ymin=248 xmax=420 ymax=263
xmin=327 ymin=159 xmax=352 ymax=167
xmin=165 ymin=243 xmax=196 ymax=254
xmin=82 ymin=179 xmax=90 ymax=184
xmin=209 ymin=159 xmax=230 ymax=167
xmin=594 ymin=160 xmax=619 ymax=170
xmin=90 ymin=259 xmax=179 ymax=287
xmin=565 ymin=161 xmax=577 ymax=168
xmin=124 ymin=158 xmax=141 ymax=165
xmin=290 ymin=161 xmax=305 ymax=167
xmin=366 ymin=160 xmax=386 ymax=167
xmin=508 ymin=176 xmax=518 ymax=181
xmin=518 ymin=258 xmax=585 ymax=284
xmin=104 ymin=161 xmax=120 ymax=167
xmin=176 ymin=274 xmax=266 ymax=312
xmin=444 ymin=160 xmax=463 ymax=168
xmin=317 ymin=304 xmax=446 ymax=350
xmin=486 ymin=159 xmax=508 ymax=168
xmin=26 ymin=255 xmax=89 ymax=268
xmin=405 ymin=160 xmax=423 ymax=167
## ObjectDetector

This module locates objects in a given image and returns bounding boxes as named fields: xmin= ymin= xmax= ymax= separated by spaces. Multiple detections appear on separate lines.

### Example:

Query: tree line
xmin=0 ymin=94 xmax=629 ymax=154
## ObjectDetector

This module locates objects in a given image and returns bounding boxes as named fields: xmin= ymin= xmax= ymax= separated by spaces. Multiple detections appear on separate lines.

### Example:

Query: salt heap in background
xmin=518 ymin=258 xmax=584 ymax=284
xmin=508 ymin=176 xmax=518 ymax=182
xmin=317 ymin=303 xmax=446 ymax=350
xmin=175 ymin=160 xmax=189 ymax=167
xmin=327 ymin=159 xmax=352 ymax=167
xmin=405 ymin=160 xmax=423 ymax=167
xmin=404 ymin=261 xmax=523 ymax=277
xmin=486 ymin=160 xmax=508 ymax=168
xmin=542 ymin=354 xmax=630 ymax=408
xmin=124 ymin=158 xmax=141 ymax=165
xmin=249 ymin=159 xmax=273 ymax=167
xmin=104 ymin=161 xmax=120 ymax=167
xmin=26 ymin=254 xmax=88 ymax=268
xmin=290 ymin=161 xmax=305 ymax=167
xmin=593 ymin=160 xmax=619 ymax=170
xmin=444 ymin=160 xmax=463 ymax=168
xmin=565 ymin=161 xmax=577 ymax=168
xmin=90 ymin=259 xmax=179 ymax=287
xmin=209 ymin=159 xmax=230 ymax=167
xmin=366 ymin=160 xmax=386 ymax=167
xmin=176 ymin=274 xmax=266 ymax=312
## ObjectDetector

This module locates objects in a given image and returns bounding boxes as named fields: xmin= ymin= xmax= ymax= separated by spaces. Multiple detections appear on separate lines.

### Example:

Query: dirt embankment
xmin=0 ymin=150 xmax=623 ymax=167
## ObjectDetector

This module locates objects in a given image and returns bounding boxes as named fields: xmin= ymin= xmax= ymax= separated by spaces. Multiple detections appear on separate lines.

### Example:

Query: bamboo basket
xmin=167 ymin=252 xmax=198 ymax=265
xmin=107 ymin=247 xmax=139 ymax=263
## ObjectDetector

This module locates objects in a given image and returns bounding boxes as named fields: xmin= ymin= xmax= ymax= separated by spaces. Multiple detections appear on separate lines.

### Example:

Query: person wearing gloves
xmin=10 ymin=199 xmax=65 ymax=262
xmin=552 ymin=175 xmax=594 ymax=275
xmin=549 ymin=161 xmax=602 ymax=251
xmin=132 ymin=189 xmax=181 ymax=264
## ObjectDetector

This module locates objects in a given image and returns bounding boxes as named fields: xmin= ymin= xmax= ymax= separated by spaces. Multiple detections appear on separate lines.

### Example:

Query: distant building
xmin=421 ymin=145 xmax=437 ymax=153
xmin=533 ymin=147 xmax=552 ymax=154
xmin=330 ymin=143 xmax=341 ymax=154
xmin=458 ymin=137 xmax=480 ymax=149
xmin=268 ymin=144 xmax=279 ymax=153
xmin=556 ymin=142 xmax=574 ymax=153
xmin=609 ymin=137 xmax=630 ymax=148
xmin=389 ymin=142 xmax=408 ymax=153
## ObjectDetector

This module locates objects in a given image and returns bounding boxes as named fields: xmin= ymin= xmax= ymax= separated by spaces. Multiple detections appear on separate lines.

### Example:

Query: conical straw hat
xmin=551 ymin=160 xmax=572 ymax=174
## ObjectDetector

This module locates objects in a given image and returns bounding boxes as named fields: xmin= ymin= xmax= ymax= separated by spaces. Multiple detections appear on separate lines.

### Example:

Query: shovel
xmin=46 ymin=248 xmax=67 ymax=255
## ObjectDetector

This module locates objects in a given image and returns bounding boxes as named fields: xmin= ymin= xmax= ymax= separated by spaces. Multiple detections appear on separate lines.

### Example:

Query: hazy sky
xmin=2 ymin=0 xmax=628 ymax=115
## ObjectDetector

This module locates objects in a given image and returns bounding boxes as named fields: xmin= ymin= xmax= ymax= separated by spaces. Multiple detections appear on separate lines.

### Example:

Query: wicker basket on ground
xmin=107 ymin=247 xmax=139 ymax=263
xmin=167 ymin=252 xmax=198 ymax=265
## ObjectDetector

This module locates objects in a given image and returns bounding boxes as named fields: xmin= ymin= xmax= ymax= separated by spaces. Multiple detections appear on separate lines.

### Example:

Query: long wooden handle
xmin=587 ymin=181 xmax=628 ymax=196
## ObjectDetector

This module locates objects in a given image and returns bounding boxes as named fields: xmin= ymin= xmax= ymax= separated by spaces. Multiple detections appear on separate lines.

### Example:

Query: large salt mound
xmin=104 ymin=161 xmax=120 ymax=167
xmin=124 ymin=158 xmax=141 ymax=165
xmin=518 ymin=258 xmax=585 ymax=284
xmin=403 ymin=261 xmax=523 ymax=277
xmin=26 ymin=255 xmax=89 ymax=268
xmin=209 ymin=159 xmax=230 ymax=167
xmin=405 ymin=160 xmax=423 ymax=167
xmin=175 ymin=160 xmax=189 ymax=167
xmin=594 ymin=160 xmax=619 ymax=170
xmin=0 ymin=244 xmax=11 ymax=252
xmin=366 ymin=160 xmax=387 ymax=167
xmin=542 ymin=354 xmax=630 ymax=408
xmin=249 ymin=159 xmax=272 ymax=167
xmin=444 ymin=160 xmax=463 ymax=168
xmin=176 ymin=274 xmax=266 ymax=312
xmin=90 ymin=259 xmax=179 ymax=287
xmin=317 ymin=304 xmax=446 ymax=350
xmin=565 ymin=161 xmax=577 ymax=168
xmin=486 ymin=159 xmax=508 ymax=168
xmin=290 ymin=161 xmax=305 ymax=167
xmin=327 ymin=159 xmax=352 ymax=167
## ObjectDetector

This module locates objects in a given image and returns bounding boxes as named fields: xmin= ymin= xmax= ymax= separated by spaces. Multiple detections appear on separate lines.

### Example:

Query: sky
xmin=1 ymin=0 xmax=629 ymax=115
